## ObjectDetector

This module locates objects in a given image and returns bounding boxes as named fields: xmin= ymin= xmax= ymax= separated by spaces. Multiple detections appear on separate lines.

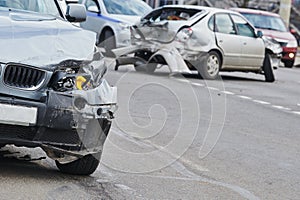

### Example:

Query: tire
xmin=134 ymin=51 xmax=157 ymax=73
xmin=263 ymin=53 xmax=275 ymax=82
xmin=198 ymin=51 xmax=221 ymax=80
xmin=283 ymin=60 xmax=294 ymax=68
xmin=56 ymin=153 xmax=101 ymax=175
xmin=55 ymin=119 xmax=111 ymax=175
xmin=99 ymin=29 xmax=116 ymax=57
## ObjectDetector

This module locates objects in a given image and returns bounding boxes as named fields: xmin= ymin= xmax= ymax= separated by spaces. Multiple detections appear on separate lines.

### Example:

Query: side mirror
xmin=87 ymin=5 xmax=100 ymax=13
xmin=256 ymin=30 xmax=263 ymax=38
xmin=66 ymin=4 xmax=87 ymax=23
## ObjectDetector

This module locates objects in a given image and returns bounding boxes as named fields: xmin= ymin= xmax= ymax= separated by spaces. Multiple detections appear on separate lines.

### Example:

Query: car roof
xmin=230 ymin=7 xmax=280 ymax=18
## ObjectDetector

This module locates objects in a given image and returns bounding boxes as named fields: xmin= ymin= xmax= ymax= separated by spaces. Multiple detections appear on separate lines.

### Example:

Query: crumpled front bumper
xmin=0 ymin=79 xmax=117 ymax=156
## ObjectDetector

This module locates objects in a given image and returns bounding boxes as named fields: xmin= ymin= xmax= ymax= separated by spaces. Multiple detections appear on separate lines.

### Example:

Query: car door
xmin=80 ymin=0 xmax=104 ymax=37
xmin=214 ymin=13 xmax=242 ymax=67
xmin=230 ymin=14 xmax=265 ymax=68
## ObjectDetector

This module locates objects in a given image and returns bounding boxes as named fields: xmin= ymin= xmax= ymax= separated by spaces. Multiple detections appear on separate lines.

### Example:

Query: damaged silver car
xmin=0 ymin=0 xmax=117 ymax=175
xmin=114 ymin=5 xmax=282 ymax=82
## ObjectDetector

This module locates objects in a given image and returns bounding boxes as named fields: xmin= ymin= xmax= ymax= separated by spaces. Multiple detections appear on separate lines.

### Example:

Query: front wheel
xmin=263 ymin=53 xmax=275 ymax=82
xmin=56 ymin=153 xmax=101 ymax=175
xmin=198 ymin=51 xmax=221 ymax=80
xmin=55 ymin=119 xmax=111 ymax=175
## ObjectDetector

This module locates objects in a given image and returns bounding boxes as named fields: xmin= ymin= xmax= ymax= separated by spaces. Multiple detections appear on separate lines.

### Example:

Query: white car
xmin=79 ymin=0 xmax=152 ymax=55
xmin=115 ymin=5 xmax=282 ymax=82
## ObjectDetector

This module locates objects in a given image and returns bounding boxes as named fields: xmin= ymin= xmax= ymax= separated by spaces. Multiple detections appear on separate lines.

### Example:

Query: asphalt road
xmin=0 ymin=60 xmax=299 ymax=200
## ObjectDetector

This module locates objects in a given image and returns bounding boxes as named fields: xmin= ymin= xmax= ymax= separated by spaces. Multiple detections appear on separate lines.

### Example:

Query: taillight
xmin=176 ymin=27 xmax=193 ymax=42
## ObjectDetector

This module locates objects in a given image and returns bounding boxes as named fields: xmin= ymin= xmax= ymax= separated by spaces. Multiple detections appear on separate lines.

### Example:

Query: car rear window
xmin=143 ymin=8 xmax=203 ymax=22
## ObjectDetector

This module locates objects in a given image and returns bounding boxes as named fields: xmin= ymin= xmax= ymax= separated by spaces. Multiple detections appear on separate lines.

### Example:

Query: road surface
xmin=0 ymin=61 xmax=299 ymax=200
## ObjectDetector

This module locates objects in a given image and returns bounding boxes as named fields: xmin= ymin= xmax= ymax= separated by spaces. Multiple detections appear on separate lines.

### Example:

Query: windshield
xmin=0 ymin=0 xmax=60 ymax=17
xmin=103 ymin=0 xmax=152 ymax=16
xmin=241 ymin=13 xmax=287 ymax=32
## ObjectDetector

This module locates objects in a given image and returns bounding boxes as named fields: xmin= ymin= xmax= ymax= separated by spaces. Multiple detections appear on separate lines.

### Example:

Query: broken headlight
xmin=263 ymin=36 xmax=282 ymax=55
xmin=49 ymin=51 xmax=107 ymax=92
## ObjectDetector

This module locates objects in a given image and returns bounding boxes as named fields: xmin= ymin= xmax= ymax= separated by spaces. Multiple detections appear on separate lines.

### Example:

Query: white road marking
xmin=238 ymin=95 xmax=252 ymax=100
xmin=281 ymin=107 xmax=292 ymax=111
xmin=177 ymin=79 xmax=190 ymax=83
xmin=175 ymin=79 xmax=297 ymax=118
xmin=253 ymin=100 xmax=271 ymax=105
xmin=222 ymin=91 xmax=235 ymax=95
xmin=114 ymin=184 xmax=135 ymax=192
xmin=207 ymin=87 xmax=219 ymax=91
xmin=272 ymin=105 xmax=285 ymax=109
xmin=191 ymin=83 xmax=205 ymax=87
xmin=292 ymin=111 xmax=300 ymax=115
xmin=271 ymin=105 xmax=291 ymax=111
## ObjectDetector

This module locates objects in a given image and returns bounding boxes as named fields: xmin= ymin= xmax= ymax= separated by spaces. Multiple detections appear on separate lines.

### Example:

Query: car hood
xmin=260 ymin=29 xmax=296 ymax=43
xmin=108 ymin=14 xmax=141 ymax=25
xmin=0 ymin=10 xmax=96 ymax=69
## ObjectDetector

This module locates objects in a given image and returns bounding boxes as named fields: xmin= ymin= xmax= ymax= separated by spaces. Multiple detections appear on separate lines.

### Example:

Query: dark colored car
xmin=231 ymin=8 xmax=298 ymax=68
xmin=0 ymin=0 xmax=117 ymax=175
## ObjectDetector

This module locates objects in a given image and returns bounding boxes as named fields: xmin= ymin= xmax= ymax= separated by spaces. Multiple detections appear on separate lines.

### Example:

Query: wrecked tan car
xmin=0 ymin=0 xmax=117 ymax=175
xmin=114 ymin=5 xmax=282 ymax=82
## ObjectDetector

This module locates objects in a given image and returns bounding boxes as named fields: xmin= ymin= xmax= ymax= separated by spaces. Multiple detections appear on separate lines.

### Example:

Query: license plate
xmin=0 ymin=103 xmax=37 ymax=126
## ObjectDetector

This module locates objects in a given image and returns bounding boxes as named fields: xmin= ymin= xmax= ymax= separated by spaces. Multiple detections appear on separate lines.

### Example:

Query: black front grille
xmin=3 ymin=64 xmax=45 ymax=89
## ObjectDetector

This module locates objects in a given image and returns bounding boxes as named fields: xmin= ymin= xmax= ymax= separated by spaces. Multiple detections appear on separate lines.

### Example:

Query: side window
xmin=215 ymin=13 xmax=236 ymax=34
xmin=231 ymin=14 xmax=255 ymax=37
xmin=84 ymin=0 xmax=99 ymax=12
xmin=208 ymin=15 xmax=215 ymax=31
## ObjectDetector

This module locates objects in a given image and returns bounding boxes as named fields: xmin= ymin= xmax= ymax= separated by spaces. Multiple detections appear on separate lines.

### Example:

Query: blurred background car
xmin=231 ymin=7 xmax=298 ymax=68
xmin=78 ymin=0 xmax=152 ymax=56
xmin=121 ymin=5 xmax=281 ymax=82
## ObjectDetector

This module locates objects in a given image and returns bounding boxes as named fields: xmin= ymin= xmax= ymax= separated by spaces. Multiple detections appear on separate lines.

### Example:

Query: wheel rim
xmin=207 ymin=54 xmax=219 ymax=77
